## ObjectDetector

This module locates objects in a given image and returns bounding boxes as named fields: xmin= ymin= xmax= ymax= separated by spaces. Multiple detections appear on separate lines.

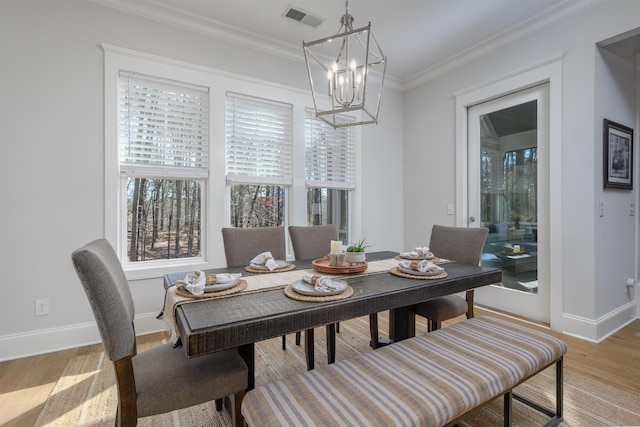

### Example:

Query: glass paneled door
xmin=468 ymin=84 xmax=550 ymax=323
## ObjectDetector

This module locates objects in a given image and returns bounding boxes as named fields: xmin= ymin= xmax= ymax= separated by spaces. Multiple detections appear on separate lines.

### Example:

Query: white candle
xmin=330 ymin=240 xmax=342 ymax=254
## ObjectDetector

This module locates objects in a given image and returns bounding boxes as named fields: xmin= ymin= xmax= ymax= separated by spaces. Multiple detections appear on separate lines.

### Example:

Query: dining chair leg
xmin=295 ymin=331 xmax=301 ymax=346
xmin=282 ymin=335 xmax=286 ymax=350
xmin=304 ymin=328 xmax=314 ymax=370
xmin=336 ymin=322 xmax=340 ymax=333
xmin=326 ymin=324 xmax=336 ymax=364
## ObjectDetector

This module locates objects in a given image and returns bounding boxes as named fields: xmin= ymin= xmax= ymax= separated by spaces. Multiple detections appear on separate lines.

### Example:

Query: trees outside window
xmin=230 ymin=184 xmax=285 ymax=228
xmin=127 ymin=178 xmax=202 ymax=261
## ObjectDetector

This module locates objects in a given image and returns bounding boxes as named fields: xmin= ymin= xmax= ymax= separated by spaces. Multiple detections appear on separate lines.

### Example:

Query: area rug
xmin=36 ymin=318 xmax=640 ymax=426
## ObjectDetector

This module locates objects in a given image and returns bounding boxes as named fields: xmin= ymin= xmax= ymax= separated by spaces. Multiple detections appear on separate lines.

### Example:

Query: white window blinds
xmin=305 ymin=108 xmax=356 ymax=190
xmin=225 ymin=92 xmax=293 ymax=185
xmin=118 ymin=72 xmax=209 ymax=177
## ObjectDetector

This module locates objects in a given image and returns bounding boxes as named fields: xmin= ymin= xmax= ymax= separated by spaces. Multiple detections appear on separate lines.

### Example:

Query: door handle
xmin=469 ymin=217 xmax=476 ymax=223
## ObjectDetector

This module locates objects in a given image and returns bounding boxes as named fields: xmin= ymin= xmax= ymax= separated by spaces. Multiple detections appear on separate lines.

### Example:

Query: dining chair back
xmin=222 ymin=226 xmax=286 ymax=267
xmin=72 ymin=239 xmax=247 ymax=426
xmin=414 ymin=225 xmax=489 ymax=331
xmin=428 ymin=224 xmax=489 ymax=266
xmin=288 ymin=224 xmax=338 ymax=260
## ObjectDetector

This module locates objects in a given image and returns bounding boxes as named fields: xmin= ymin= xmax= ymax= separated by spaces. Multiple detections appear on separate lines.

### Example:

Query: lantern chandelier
xmin=303 ymin=0 xmax=387 ymax=128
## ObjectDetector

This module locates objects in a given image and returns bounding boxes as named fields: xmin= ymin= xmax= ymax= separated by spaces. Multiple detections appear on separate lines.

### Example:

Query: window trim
xmin=105 ymin=46 xmax=217 ymax=279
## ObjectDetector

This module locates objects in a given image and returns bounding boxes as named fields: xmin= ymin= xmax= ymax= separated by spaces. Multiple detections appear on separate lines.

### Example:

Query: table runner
xmin=161 ymin=258 xmax=401 ymax=343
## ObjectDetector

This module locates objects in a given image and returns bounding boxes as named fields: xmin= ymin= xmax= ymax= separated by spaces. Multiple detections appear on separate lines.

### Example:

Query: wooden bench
xmin=241 ymin=316 xmax=567 ymax=426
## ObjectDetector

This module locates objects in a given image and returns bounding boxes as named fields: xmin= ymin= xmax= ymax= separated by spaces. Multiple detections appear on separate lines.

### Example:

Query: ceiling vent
xmin=284 ymin=6 xmax=323 ymax=28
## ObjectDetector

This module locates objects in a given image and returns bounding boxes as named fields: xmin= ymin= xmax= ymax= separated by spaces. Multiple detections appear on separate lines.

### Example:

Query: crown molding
xmin=91 ymin=0 xmax=404 ymax=91
xmin=404 ymin=0 xmax=604 ymax=90
xmin=92 ymin=0 xmax=600 ymax=92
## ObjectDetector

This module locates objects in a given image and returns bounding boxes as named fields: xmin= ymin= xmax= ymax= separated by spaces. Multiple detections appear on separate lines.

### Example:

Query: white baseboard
xmin=0 ymin=312 xmax=167 ymax=362
xmin=560 ymin=301 xmax=637 ymax=343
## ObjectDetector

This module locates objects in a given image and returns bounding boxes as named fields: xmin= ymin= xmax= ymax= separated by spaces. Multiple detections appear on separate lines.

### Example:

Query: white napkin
xmin=400 ymin=246 xmax=434 ymax=258
xmin=175 ymin=271 xmax=206 ymax=295
xmin=250 ymin=251 xmax=279 ymax=271
xmin=302 ymin=272 xmax=338 ymax=292
xmin=175 ymin=271 xmax=242 ymax=295
xmin=398 ymin=259 xmax=444 ymax=273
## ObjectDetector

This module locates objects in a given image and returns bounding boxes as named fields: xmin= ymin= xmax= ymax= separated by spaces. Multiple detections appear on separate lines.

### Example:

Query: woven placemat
xmin=284 ymin=284 xmax=354 ymax=302
xmin=244 ymin=264 xmax=296 ymax=273
xmin=395 ymin=255 xmax=441 ymax=263
xmin=175 ymin=279 xmax=247 ymax=299
xmin=389 ymin=267 xmax=448 ymax=280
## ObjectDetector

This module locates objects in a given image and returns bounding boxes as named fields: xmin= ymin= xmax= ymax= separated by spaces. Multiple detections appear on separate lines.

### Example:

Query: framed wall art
xmin=603 ymin=119 xmax=634 ymax=190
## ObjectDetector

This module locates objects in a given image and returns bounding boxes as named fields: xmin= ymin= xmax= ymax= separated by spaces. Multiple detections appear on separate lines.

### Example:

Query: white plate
xmin=249 ymin=260 xmax=290 ymax=270
xmin=291 ymin=279 xmax=348 ymax=296
xmin=398 ymin=266 xmax=443 ymax=276
xmin=203 ymin=280 xmax=238 ymax=293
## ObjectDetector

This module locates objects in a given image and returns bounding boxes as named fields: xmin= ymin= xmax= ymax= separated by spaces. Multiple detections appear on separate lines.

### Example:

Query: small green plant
xmin=510 ymin=212 xmax=525 ymax=228
xmin=346 ymin=238 xmax=371 ymax=252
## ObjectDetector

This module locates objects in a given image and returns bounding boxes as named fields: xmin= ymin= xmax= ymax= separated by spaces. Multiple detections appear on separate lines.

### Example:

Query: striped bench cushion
xmin=241 ymin=316 xmax=567 ymax=427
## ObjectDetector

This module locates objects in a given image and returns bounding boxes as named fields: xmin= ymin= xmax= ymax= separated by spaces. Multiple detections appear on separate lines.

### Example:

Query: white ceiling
xmin=95 ymin=0 xmax=595 ymax=84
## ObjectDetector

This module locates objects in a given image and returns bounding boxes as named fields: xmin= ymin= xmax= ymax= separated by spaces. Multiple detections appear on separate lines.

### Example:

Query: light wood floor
xmin=1 ymin=309 xmax=639 ymax=427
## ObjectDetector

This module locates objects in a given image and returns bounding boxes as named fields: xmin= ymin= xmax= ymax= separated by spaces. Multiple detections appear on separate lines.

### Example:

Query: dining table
xmin=162 ymin=251 xmax=502 ymax=390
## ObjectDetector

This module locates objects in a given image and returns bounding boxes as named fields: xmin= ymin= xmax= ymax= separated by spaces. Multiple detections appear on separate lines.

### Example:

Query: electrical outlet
xmin=35 ymin=299 xmax=49 ymax=316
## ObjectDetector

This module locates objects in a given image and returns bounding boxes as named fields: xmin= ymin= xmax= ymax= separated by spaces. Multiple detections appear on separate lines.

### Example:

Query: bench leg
xmin=513 ymin=358 xmax=564 ymax=427
xmin=503 ymin=390 xmax=513 ymax=427
xmin=556 ymin=357 xmax=563 ymax=420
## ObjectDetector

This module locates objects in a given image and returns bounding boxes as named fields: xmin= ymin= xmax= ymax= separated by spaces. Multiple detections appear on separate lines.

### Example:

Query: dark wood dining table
xmin=163 ymin=251 xmax=501 ymax=390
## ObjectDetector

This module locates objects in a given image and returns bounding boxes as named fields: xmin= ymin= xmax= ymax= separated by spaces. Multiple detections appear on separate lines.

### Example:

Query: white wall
xmin=403 ymin=0 xmax=639 ymax=341
xmin=0 ymin=0 xmax=404 ymax=360
xmin=594 ymin=46 xmax=638 ymax=324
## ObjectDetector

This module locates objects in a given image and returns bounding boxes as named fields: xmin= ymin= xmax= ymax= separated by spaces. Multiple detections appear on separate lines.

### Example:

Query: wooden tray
xmin=312 ymin=257 xmax=367 ymax=274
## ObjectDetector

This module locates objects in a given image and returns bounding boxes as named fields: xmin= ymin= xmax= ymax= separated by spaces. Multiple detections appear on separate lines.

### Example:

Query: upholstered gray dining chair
xmin=288 ymin=224 xmax=339 ymax=260
xmin=221 ymin=226 xmax=287 ymax=267
xmin=72 ymin=239 xmax=248 ymax=427
xmin=288 ymin=225 xmax=341 ymax=366
xmin=414 ymin=225 xmax=489 ymax=331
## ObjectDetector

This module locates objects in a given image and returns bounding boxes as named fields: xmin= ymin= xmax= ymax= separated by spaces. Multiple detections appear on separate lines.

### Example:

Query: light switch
xmin=599 ymin=201 xmax=604 ymax=217
xmin=447 ymin=204 xmax=454 ymax=215
xmin=629 ymin=202 xmax=635 ymax=216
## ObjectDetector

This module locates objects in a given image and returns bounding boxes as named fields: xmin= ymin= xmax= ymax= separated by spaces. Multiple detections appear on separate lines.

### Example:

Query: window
xmin=118 ymin=72 xmax=209 ymax=263
xmin=304 ymin=109 xmax=355 ymax=242
xmin=503 ymin=147 xmax=537 ymax=224
xmin=225 ymin=92 xmax=293 ymax=228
